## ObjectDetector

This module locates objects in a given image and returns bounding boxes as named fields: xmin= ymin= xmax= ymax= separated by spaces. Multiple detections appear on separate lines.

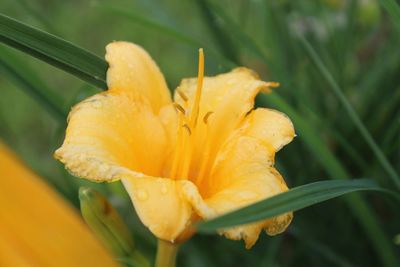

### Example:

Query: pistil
xmin=189 ymin=48 xmax=204 ymax=129
xmin=169 ymin=49 xmax=205 ymax=180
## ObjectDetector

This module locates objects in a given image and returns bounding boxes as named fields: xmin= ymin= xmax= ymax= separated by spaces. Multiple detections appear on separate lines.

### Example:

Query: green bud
xmin=79 ymin=187 xmax=135 ymax=257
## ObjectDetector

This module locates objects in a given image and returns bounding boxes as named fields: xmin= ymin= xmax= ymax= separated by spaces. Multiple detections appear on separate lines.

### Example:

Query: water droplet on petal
xmin=92 ymin=101 xmax=102 ymax=109
xmin=137 ymin=189 xmax=148 ymax=201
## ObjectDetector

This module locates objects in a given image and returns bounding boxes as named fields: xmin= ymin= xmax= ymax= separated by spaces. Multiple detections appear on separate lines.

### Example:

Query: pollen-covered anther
xmin=173 ymin=103 xmax=186 ymax=115
xmin=182 ymin=124 xmax=192 ymax=135
xmin=177 ymin=89 xmax=189 ymax=102
xmin=203 ymin=111 xmax=214 ymax=124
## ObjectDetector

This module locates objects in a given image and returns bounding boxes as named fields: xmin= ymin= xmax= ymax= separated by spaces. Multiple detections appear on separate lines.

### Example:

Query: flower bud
xmin=79 ymin=187 xmax=134 ymax=257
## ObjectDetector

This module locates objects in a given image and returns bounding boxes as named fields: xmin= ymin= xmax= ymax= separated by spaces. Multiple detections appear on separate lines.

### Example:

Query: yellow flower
xmin=0 ymin=142 xmax=119 ymax=267
xmin=55 ymin=42 xmax=295 ymax=248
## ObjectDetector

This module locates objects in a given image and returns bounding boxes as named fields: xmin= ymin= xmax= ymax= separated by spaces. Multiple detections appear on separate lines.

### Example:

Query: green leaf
xmin=197 ymin=179 xmax=384 ymax=232
xmin=0 ymin=13 xmax=107 ymax=88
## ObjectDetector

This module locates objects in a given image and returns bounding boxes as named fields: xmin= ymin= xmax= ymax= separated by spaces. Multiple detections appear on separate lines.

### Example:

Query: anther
xmin=177 ymin=89 xmax=189 ymax=102
xmin=203 ymin=111 xmax=214 ymax=124
xmin=245 ymin=109 xmax=252 ymax=116
xmin=173 ymin=103 xmax=186 ymax=115
xmin=182 ymin=124 xmax=192 ymax=135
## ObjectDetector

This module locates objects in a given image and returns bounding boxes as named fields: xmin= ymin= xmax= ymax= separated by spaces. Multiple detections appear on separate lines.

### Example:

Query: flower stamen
xmin=203 ymin=111 xmax=213 ymax=124
xmin=182 ymin=124 xmax=192 ymax=135
xmin=173 ymin=103 xmax=186 ymax=115
xmin=170 ymin=49 xmax=205 ymax=180
xmin=177 ymin=89 xmax=189 ymax=102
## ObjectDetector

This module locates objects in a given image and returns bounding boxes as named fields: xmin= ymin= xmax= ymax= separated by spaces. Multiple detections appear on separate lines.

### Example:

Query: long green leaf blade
xmin=197 ymin=179 xmax=382 ymax=232
xmin=0 ymin=13 xmax=107 ymax=88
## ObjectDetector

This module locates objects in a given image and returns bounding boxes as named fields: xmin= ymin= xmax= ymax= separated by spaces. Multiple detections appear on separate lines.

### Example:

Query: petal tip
xmin=232 ymin=67 xmax=261 ymax=79
xmin=265 ymin=212 xmax=293 ymax=236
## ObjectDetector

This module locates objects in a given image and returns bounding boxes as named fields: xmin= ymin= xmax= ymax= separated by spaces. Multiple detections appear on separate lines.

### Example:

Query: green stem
xmin=155 ymin=240 xmax=179 ymax=267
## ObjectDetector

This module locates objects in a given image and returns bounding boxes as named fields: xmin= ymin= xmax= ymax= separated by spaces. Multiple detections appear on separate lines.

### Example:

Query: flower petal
xmin=242 ymin=108 xmax=295 ymax=151
xmin=185 ymin=135 xmax=292 ymax=248
xmin=55 ymin=90 xmax=167 ymax=182
xmin=122 ymin=176 xmax=195 ymax=242
xmin=106 ymin=41 xmax=171 ymax=112
xmin=174 ymin=68 xmax=271 ymax=182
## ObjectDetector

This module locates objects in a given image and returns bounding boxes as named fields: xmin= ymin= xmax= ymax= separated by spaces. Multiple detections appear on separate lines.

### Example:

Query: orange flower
xmin=55 ymin=42 xmax=295 ymax=248
xmin=0 ymin=142 xmax=119 ymax=267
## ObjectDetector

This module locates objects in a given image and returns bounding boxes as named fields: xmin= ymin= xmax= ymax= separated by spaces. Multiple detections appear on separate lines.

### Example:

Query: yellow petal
xmin=106 ymin=41 xmax=171 ymax=112
xmin=243 ymin=108 xmax=295 ymax=151
xmin=174 ymin=67 xmax=271 ymax=182
xmin=185 ymin=135 xmax=292 ymax=248
xmin=0 ymin=142 xmax=119 ymax=267
xmin=55 ymin=90 xmax=167 ymax=182
xmin=122 ymin=175 xmax=195 ymax=242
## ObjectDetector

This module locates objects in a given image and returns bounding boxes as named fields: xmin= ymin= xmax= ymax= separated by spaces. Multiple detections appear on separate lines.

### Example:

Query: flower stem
xmin=155 ymin=240 xmax=179 ymax=267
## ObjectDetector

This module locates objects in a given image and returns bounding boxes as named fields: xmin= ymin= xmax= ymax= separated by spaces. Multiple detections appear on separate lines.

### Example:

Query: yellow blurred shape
xmin=0 ymin=142 xmax=120 ymax=267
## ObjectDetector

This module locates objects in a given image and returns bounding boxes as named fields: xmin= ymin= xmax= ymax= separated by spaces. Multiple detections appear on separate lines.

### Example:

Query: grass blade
xmin=0 ymin=13 xmax=107 ymax=88
xmin=197 ymin=179 xmax=382 ymax=232
xmin=300 ymin=37 xmax=400 ymax=190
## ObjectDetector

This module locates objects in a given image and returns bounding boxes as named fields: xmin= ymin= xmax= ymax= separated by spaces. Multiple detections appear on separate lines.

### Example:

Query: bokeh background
xmin=0 ymin=0 xmax=399 ymax=266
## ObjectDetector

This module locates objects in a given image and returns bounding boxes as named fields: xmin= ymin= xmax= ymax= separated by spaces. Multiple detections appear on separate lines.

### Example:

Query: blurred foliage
xmin=0 ymin=0 xmax=399 ymax=266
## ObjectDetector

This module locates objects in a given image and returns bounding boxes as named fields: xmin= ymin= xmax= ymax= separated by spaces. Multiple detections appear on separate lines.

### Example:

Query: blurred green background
xmin=0 ymin=0 xmax=399 ymax=266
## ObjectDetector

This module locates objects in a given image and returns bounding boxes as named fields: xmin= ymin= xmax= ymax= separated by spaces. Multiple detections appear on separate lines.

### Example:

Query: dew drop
xmin=92 ymin=101 xmax=102 ymax=108
xmin=137 ymin=189 xmax=148 ymax=200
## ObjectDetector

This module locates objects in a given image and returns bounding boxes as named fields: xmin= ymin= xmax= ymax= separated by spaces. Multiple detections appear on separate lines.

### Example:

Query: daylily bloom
xmin=0 ymin=142 xmax=119 ymax=267
xmin=55 ymin=42 xmax=295 ymax=248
